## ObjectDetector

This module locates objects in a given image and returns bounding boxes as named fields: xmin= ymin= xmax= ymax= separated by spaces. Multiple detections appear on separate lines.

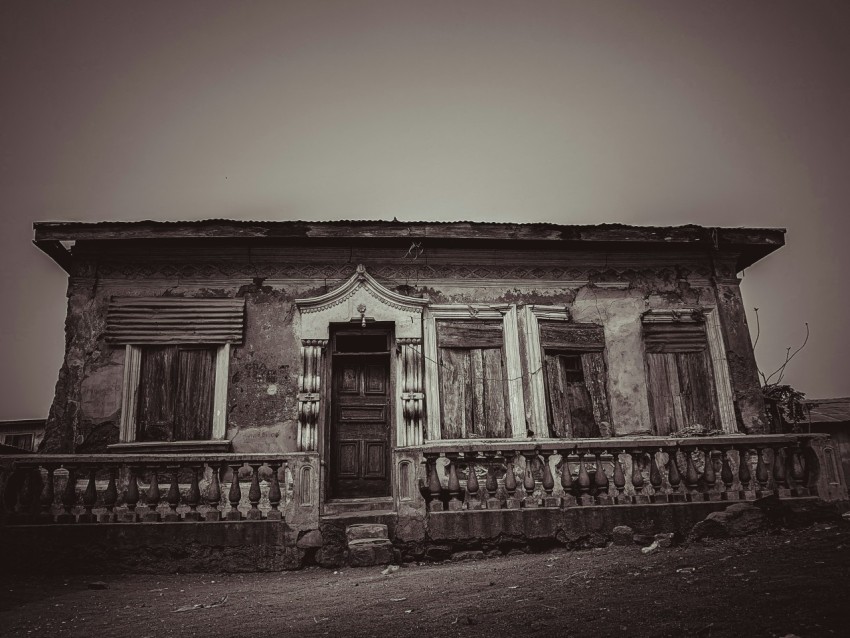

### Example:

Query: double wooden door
xmin=330 ymin=342 xmax=391 ymax=498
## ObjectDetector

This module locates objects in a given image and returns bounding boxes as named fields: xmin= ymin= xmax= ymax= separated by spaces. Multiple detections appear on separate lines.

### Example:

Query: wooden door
xmin=330 ymin=335 xmax=391 ymax=498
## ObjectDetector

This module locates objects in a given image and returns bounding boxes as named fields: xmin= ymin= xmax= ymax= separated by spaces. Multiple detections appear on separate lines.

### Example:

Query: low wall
xmin=0 ymin=520 xmax=304 ymax=574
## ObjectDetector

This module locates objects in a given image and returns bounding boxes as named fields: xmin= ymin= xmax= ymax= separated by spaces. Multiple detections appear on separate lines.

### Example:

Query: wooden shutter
xmin=543 ymin=353 xmax=601 ymax=438
xmin=174 ymin=348 xmax=215 ymax=440
xmin=437 ymin=321 xmax=509 ymax=439
xmin=137 ymin=346 xmax=177 ymax=441
xmin=106 ymin=297 xmax=245 ymax=344
xmin=539 ymin=322 xmax=610 ymax=438
xmin=643 ymin=315 xmax=719 ymax=433
xmin=136 ymin=346 xmax=215 ymax=441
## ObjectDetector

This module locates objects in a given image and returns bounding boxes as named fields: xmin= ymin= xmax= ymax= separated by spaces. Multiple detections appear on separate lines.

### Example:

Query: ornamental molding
xmin=295 ymin=264 xmax=428 ymax=341
xmin=295 ymin=264 xmax=429 ymax=315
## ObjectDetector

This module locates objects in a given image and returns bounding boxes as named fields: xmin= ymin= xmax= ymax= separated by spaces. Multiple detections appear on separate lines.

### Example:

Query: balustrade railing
xmin=0 ymin=453 xmax=315 ymax=525
xmin=419 ymin=434 xmax=817 ymax=511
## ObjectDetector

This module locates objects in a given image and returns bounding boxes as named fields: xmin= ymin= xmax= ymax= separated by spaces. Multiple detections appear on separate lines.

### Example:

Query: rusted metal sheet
xmin=643 ymin=322 xmax=708 ymax=353
xmin=106 ymin=297 xmax=244 ymax=344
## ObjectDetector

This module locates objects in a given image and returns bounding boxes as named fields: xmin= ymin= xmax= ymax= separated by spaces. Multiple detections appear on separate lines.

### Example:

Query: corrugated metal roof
xmin=804 ymin=398 xmax=850 ymax=424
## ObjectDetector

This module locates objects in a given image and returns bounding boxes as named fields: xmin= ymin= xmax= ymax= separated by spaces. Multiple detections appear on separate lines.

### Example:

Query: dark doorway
xmin=329 ymin=326 xmax=392 ymax=498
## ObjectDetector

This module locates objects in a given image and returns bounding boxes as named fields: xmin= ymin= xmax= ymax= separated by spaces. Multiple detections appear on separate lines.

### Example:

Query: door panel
xmin=330 ymin=343 xmax=391 ymax=498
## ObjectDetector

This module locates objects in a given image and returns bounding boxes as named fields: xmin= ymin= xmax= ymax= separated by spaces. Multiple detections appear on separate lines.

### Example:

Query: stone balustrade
xmin=417 ymin=434 xmax=822 ymax=512
xmin=0 ymin=452 xmax=319 ymax=525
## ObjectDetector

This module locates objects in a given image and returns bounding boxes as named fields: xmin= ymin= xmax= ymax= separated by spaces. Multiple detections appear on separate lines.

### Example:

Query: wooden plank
xmin=470 ymin=349 xmax=486 ymax=437
xmin=436 ymin=321 xmax=503 ymax=348
xmin=137 ymin=346 xmax=177 ymax=441
xmin=539 ymin=322 xmax=605 ymax=351
xmin=581 ymin=352 xmax=612 ymax=429
xmin=438 ymin=348 xmax=471 ymax=439
xmin=646 ymin=352 xmax=676 ymax=435
xmin=174 ymin=348 xmax=215 ymax=440
xmin=544 ymin=353 xmax=571 ymax=438
xmin=482 ymin=348 xmax=508 ymax=438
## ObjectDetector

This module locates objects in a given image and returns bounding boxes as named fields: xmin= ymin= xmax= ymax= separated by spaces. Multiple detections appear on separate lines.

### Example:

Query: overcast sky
xmin=1 ymin=0 xmax=848 ymax=419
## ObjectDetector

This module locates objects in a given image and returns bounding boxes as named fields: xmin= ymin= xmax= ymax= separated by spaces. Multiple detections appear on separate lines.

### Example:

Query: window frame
xmin=119 ymin=342 xmax=230 ymax=443
xmin=641 ymin=307 xmax=737 ymax=434
xmin=524 ymin=305 xmax=612 ymax=438
xmin=423 ymin=304 xmax=525 ymax=441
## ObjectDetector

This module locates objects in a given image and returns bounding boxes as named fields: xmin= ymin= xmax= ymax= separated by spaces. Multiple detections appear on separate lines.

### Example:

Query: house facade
xmin=1 ymin=220 xmax=845 ymax=571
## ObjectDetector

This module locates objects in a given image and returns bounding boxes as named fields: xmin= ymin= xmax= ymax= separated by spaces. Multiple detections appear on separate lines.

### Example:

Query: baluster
xmin=119 ymin=466 xmax=139 ymax=522
xmin=560 ymin=450 xmax=577 ymax=507
xmin=39 ymin=465 xmax=56 ymax=523
xmin=227 ymin=463 xmax=243 ymax=520
xmin=55 ymin=465 xmax=77 ymax=523
xmin=13 ymin=466 xmax=37 ymax=524
xmin=426 ymin=454 xmax=444 ymax=512
xmin=99 ymin=466 xmax=118 ymax=523
xmin=204 ymin=463 xmax=223 ymax=521
xmin=613 ymin=452 xmax=628 ymax=504
xmin=773 ymin=446 xmax=791 ymax=498
xmin=483 ymin=451 xmax=500 ymax=510
xmin=266 ymin=462 xmax=283 ymax=521
xmin=755 ymin=447 xmax=771 ymax=497
xmin=667 ymin=449 xmax=684 ymax=502
xmin=720 ymin=449 xmax=738 ymax=501
xmin=789 ymin=445 xmax=809 ymax=496
xmin=184 ymin=464 xmax=202 ymax=521
xmin=594 ymin=451 xmax=611 ymax=505
xmin=631 ymin=452 xmax=649 ymax=504
xmin=738 ymin=448 xmax=755 ymax=500
xmin=246 ymin=463 xmax=263 ymax=520
xmin=465 ymin=452 xmax=482 ymax=510
xmin=143 ymin=467 xmax=162 ymax=522
xmin=163 ymin=466 xmax=181 ymax=522
xmin=683 ymin=449 xmax=700 ymax=502
xmin=541 ymin=452 xmax=559 ymax=507
xmin=702 ymin=448 xmax=720 ymax=501
xmin=446 ymin=454 xmax=463 ymax=511
xmin=577 ymin=451 xmax=593 ymax=505
xmin=649 ymin=449 xmax=665 ymax=503
xmin=504 ymin=453 xmax=520 ymax=509
xmin=80 ymin=466 xmax=98 ymax=523
xmin=522 ymin=452 xmax=538 ymax=508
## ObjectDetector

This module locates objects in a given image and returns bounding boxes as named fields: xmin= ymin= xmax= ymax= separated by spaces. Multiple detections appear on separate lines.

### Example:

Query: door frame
xmin=322 ymin=322 xmax=397 ymax=504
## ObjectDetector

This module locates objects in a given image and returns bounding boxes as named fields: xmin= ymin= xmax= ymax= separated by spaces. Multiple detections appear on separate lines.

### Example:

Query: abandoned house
xmin=1 ymin=220 xmax=846 ymax=571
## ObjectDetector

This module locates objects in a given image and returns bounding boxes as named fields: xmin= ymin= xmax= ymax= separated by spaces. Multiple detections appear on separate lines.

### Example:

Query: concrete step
xmin=346 ymin=523 xmax=389 ymax=543
xmin=323 ymin=497 xmax=393 ymax=516
xmin=347 ymin=538 xmax=394 ymax=567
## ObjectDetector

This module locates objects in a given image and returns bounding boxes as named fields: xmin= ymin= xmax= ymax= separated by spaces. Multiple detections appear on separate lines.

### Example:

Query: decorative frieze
xmin=78 ymin=260 xmax=716 ymax=283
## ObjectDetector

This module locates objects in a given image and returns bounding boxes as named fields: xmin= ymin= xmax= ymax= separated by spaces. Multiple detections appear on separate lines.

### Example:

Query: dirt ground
xmin=2 ymin=522 xmax=850 ymax=638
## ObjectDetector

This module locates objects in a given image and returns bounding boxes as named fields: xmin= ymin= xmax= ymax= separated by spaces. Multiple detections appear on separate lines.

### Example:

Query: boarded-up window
xmin=136 ymin=345 xmax=215 ymax=441
xmin=643 ymin=315 xmax=720 ymax=435
xmin=539 ymin=322 xmax=611 ymax=438
xmin=436 ymin=321 xmax=510 ymax=439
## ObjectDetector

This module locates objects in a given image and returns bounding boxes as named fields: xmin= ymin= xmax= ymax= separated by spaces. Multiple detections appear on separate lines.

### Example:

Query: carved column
xmin=398 ymin=338 xmax=425 ymax=447
xmin=297 ymin=339 xmax=326 ymax=452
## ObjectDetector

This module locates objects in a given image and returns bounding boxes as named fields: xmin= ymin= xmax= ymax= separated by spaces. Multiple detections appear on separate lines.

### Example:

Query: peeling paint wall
xmin=42 ymin=244 xmax=766 ymax=452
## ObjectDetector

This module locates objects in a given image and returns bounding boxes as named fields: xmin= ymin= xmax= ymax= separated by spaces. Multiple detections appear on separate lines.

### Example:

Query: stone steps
xmin=345 ymin=523 xmax=394 ymax=567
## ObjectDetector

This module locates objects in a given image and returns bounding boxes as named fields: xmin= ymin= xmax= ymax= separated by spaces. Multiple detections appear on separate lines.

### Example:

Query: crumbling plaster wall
xmin=41 ymin=247 xmax=766 ymax=452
